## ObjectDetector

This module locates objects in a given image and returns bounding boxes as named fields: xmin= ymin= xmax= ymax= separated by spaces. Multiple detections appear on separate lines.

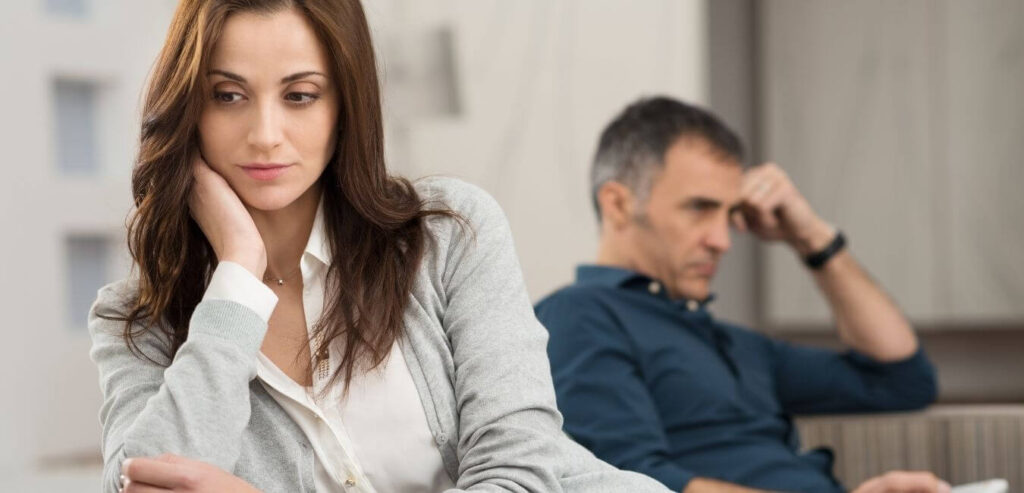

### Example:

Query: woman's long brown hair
xmin=112 ymin=0 xmax=454 ymax=388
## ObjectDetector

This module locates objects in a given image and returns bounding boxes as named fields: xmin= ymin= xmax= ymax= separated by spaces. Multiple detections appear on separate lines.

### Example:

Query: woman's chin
xmin=237 ymin=188 xmax=303 ymax=212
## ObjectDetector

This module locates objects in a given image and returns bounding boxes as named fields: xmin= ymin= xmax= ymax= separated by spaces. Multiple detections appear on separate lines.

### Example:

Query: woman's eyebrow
xmin=207 ymin=69 xmax=327 ymax=84
xmin=208 ymin=69 xmax=246 ymax=82
xmin=281 ymin=71 xmax=327 ymax=83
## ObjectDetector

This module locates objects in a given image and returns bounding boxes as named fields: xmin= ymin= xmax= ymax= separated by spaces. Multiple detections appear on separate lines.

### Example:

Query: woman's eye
xmin=286 ymin=92 xmax=320 ymax=105
xmin=213 ymin=91 xmax=243 ymax=104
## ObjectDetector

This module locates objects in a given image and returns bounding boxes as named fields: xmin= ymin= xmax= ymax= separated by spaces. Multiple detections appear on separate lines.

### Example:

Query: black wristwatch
xmin=804 ymin=230 xmax=846 ymax=270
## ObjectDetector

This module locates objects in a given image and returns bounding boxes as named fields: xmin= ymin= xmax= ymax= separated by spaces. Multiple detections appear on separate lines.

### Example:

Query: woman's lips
xmin=240 ymin=164 xmax=291 ymax=181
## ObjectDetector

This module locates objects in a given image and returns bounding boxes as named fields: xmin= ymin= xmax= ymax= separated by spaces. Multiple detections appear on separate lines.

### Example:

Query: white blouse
xmin=202 ymin=203 xmax=454 ymax=493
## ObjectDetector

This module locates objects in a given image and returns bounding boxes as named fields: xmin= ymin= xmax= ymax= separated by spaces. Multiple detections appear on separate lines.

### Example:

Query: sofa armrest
xmin=795 ymin=405 xmax=1023 ymax=489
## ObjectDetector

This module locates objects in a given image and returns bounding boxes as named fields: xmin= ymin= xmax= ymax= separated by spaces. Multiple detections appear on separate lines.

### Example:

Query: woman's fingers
xmin=123 ymin=457 xmax=192 ymax=490
xmin=121 ymin=454 xmax=262 ymax=493
xmin=122 ymin=478 xmax=174 ymax=493
xmin=186 ymin=153 xmax=267 ymax=276
xmin=188 ymin=156 xmax=215 ymax=232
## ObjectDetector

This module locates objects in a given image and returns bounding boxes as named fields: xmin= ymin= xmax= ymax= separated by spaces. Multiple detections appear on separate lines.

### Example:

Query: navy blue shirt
xmin=535 ymin=265 xmax=937 ymax=493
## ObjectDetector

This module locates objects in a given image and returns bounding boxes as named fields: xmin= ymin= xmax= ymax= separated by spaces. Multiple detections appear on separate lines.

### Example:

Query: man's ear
xmin=597 ymin=181 xmax=636 ymax=230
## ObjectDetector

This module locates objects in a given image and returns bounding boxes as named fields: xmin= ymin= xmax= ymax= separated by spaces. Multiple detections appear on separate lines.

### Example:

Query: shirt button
xmin=345 ymin=477 xmax=357 ymax=486
xmin=647 ymin=282 xmax=662 ymax=295
xmin=686 ymin=300 xmax=699 ymax=312
xmin=435 ymin=433 xmax=447 ymax=445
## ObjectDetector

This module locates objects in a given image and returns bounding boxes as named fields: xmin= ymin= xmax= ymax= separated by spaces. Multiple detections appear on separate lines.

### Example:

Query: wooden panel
xmin=944 ymin=1 xmax=1024 ymax=322
xmin=759 ymin=0 xmax=1024 ymax=328
xmin=797 ymin=406 xmax=1024 ymax=488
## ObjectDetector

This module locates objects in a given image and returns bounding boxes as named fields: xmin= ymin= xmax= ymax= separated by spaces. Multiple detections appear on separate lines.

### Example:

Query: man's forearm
xmin=683 ymin=477 xmax=778 ymax=493
xmin=799 ymin=225 xmax=918 ymax=361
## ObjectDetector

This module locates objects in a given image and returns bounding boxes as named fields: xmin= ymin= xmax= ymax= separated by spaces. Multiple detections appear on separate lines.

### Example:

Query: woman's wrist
xmin=222 ymin=250 xmax=267 ymax=280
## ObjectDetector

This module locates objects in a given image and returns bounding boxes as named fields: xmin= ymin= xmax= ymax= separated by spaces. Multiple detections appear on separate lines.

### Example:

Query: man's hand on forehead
xmin=732 ymin=162 xmax=835 ymax=255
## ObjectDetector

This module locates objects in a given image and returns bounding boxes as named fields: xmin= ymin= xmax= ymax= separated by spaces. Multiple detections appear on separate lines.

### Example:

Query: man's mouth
xmin=690 ymin=263 xmax=718 ymax=277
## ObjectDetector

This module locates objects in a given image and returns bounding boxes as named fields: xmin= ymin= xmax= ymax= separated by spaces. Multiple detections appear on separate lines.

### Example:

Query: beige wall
xmin=759 ymin=0 xmax=1024 ymax=328
xmin=373 ymin=0 xmax=710 ymax=303
xmin=0 ymin=0 xmax=177 ymax=475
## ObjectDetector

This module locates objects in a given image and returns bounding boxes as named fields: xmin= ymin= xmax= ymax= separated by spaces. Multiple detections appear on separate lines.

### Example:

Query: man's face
xmin=626 ymin=137 xmax=743 ymax=300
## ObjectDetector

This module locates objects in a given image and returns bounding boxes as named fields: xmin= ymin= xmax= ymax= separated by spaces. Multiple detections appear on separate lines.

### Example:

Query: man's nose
xmin=705 ymin=219 xmax=732 ymax=254
xmin=247 ymin=100 xmax=284 ymax=153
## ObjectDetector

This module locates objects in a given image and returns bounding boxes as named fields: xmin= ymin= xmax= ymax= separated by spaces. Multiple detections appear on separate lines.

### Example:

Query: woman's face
xmin=198 ymin=7 xmax=339 ymax=211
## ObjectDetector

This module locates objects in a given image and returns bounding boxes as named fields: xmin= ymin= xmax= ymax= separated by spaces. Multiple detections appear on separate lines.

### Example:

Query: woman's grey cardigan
xmin=89 ymin=177 xmax=671 ymax=493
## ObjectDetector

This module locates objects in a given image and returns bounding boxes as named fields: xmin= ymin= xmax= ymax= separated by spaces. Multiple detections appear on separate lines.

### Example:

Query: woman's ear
xmin=596 ymin=181 xmax=636 ymax=231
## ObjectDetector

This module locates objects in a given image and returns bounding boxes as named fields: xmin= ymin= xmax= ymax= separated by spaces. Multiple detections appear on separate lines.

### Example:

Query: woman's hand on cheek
xmin=120 ymin=454 xmax=262 ymax=493
xmin=188 ymin=156 xmax=267 ymax=279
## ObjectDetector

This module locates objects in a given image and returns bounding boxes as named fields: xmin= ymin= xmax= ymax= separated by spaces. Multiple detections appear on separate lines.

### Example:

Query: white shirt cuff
xmin=202 ymin=261 xmax=279 ymax=323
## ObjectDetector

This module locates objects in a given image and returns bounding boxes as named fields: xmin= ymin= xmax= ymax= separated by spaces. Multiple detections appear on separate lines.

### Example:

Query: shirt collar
xmin=575 ymin=264 xmax=641 ymax=287
xmin=574 ymin=264 xmax=717 ymax=309
xmin=304 ymin=195 xmax=331 ymax=266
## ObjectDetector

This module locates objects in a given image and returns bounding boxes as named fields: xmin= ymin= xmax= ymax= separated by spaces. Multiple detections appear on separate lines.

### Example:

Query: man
xmin=535 ymin=97 xmax=947 ymax=493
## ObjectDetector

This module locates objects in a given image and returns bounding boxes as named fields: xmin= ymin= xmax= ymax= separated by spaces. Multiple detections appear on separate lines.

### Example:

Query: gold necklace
xmin=262 ymin=265 xmax=302 ymax=286
xmin=314 ymin=331 xmax=330 ymax=381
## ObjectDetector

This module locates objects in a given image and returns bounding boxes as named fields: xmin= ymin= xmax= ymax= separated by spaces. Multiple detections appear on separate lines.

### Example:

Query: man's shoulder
xmin=534 ymin=283 xmax=627 ymax=336
xmin=536 ymin=282 xmax=618 ymax=313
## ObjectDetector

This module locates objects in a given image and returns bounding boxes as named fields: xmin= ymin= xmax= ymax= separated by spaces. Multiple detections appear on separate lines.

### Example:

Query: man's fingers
xmin=856 ymin=471 xmax=950 ymax=493
xmin=885 ymin=471 xmax=944 ymax=492
xmin=740 ymin=173 xmax=766 ymax=198
xmin=741 ymin=162 xmax=782 ymax=192
xmin=756 ymin=182 xmax=790 ymax=215
xmin=756 ymin=208 xmax=779 ymax=231
xmin=742 ymin=171 xmax=798 ymax=234
xmin=851 ymin=476 xmax=883 ymax=493
xmin=750 ymin=181 xmax=773 ymax=201
xmin=123 ymin=457 xmax=193 ymax=489
xmin=747 ymin=190 xmax=780 ymax=231
xmin=736 ymin=204 xmax=767 ymax=234
xmin=730 ymin=209 xmax=748 ymax=232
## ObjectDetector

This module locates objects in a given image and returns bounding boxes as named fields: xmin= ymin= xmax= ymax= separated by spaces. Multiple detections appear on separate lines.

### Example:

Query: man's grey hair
xmin=590 ymin=96 xmax=745 ymax=220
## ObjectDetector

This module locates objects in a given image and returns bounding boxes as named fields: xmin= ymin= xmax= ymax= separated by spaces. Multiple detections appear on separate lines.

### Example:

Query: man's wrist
xmin=790 ymin=220 xmax=836 ymax=257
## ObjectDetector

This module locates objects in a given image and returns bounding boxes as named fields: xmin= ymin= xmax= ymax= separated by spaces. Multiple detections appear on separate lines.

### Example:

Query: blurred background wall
xmin=0 ymin=0 xmax=1021 ymax=490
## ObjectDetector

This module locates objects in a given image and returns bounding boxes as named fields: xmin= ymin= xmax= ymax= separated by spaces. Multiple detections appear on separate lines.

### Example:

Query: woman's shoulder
xmin=88 ymin=276 xmax=175 ymax=361
xmin=88 ymin=277 xmax=141 ymax=332
xmin=412 ymin=176 xmax=515 ymax=274
xmin=414 ymin=176 xmax=505 ymax=223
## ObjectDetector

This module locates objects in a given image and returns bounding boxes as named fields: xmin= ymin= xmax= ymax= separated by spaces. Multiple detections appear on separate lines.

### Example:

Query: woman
xmin=89 ymin=1 xmax=669 ymax=492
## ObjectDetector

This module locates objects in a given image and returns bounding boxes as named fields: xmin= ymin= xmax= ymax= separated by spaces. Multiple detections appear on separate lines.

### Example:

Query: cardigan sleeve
xmin=430 ymin=180 xmax=567 ymax=492
xmin=88 ymin=266 xmax=277 ymax=493
xmin=427 ymin=179 xmax=670 ymax=493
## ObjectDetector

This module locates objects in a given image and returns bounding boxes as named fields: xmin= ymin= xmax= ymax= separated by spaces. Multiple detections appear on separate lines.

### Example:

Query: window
xmin=45 ymin=0 xmax=89 ymax=18
xmin=66 ymin=235 xmax=110 ymax=328
xmin=53 ymin=78 xmax=100 ymax=175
